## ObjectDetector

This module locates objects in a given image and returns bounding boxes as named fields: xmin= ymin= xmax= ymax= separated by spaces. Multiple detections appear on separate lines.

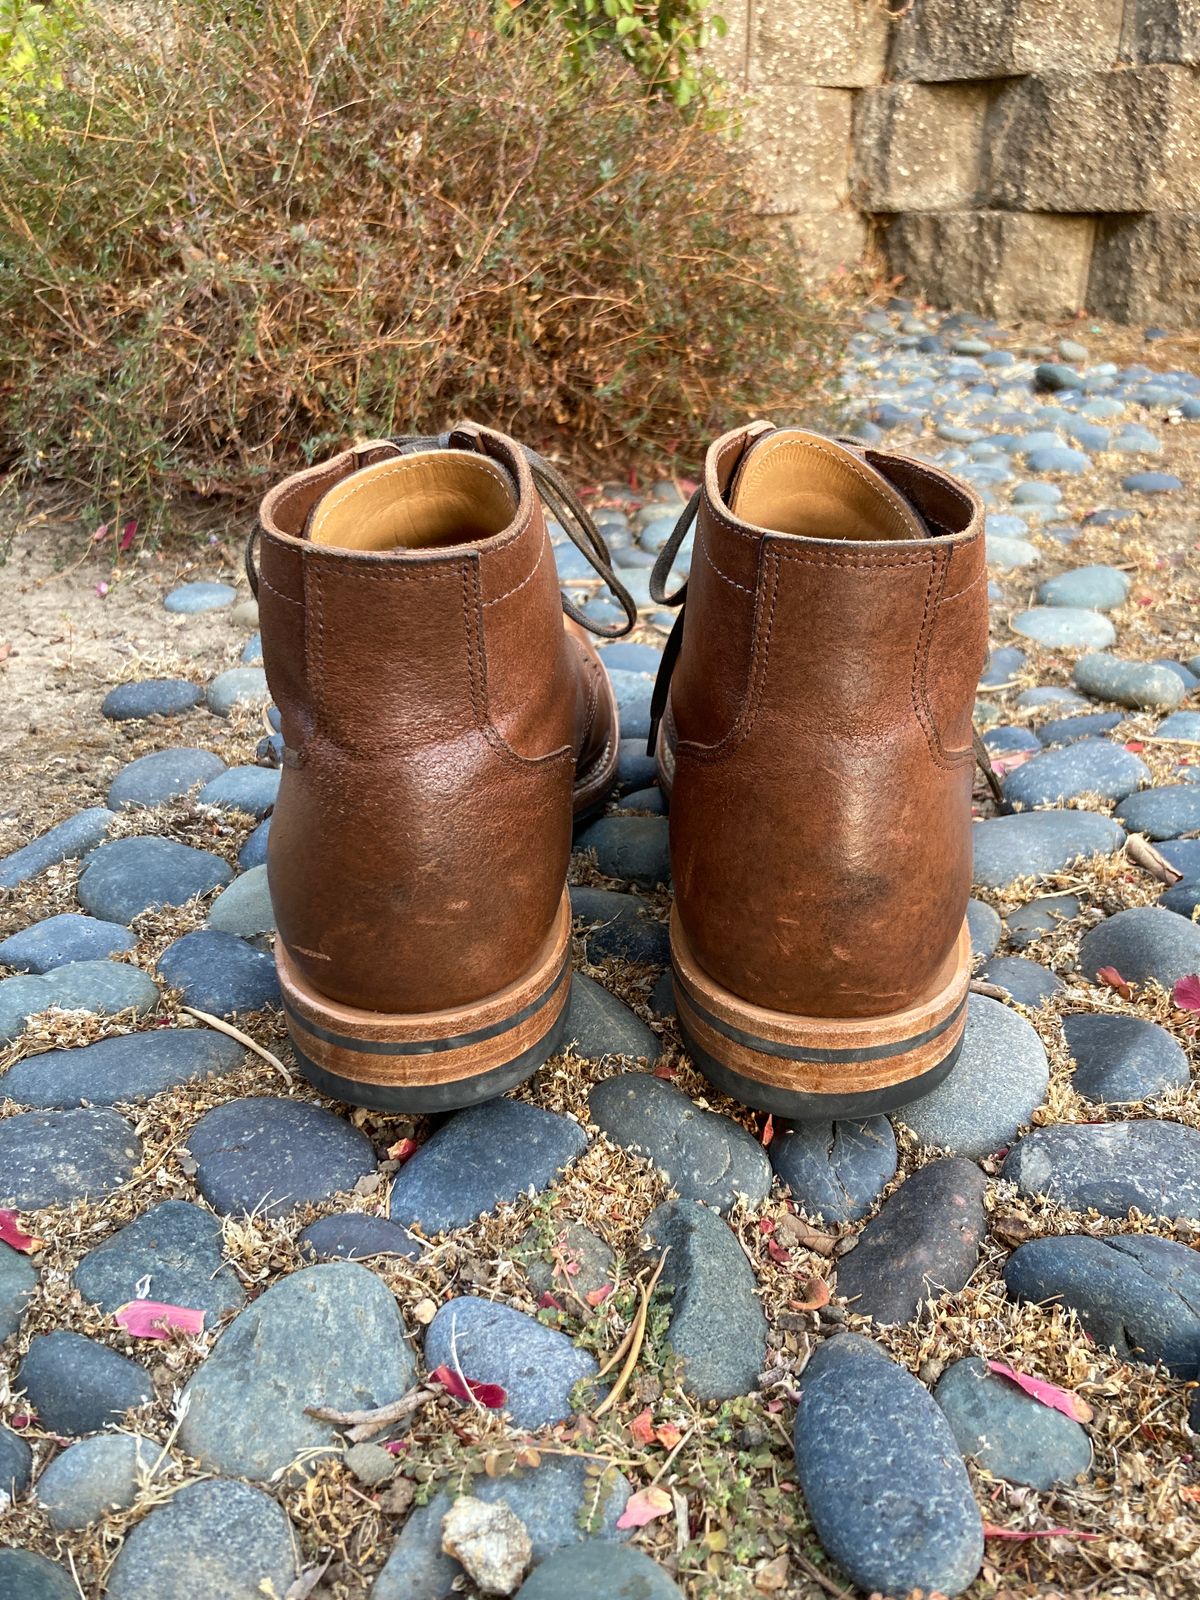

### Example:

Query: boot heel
xmin=671 ymin=909 xmax=972 ymax=1120
xmin=277 ymin=893 xmax=573 ymax=1113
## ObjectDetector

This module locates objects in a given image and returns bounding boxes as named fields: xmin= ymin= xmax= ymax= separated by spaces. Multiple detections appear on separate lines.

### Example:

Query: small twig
xmin=969 ymin=980 xmax=1009 ymax=1001
xmin=792 ymin=1549 xmax=855 ymax=1599
xmin=180 ymin=1005 xmax=294 ymax=1085
xmin=594 ymin=1249 xmax=669 ymax=1417
xmin=305 ymin=1383 xmax=438 ymax=1442
xmin=1125 ymin=832 xmax=1184 ymax=886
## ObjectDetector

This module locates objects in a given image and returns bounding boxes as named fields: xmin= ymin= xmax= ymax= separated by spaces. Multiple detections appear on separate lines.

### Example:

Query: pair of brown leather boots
xmin=253 ymin=422 xmax=986 ymax=1120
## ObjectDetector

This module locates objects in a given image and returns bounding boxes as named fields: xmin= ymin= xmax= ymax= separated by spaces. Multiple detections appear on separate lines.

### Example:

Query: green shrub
xmin=499 ymin=0 xmax=727 ymax=107
xmin=0 ymin=0 xmax=843 ymax=531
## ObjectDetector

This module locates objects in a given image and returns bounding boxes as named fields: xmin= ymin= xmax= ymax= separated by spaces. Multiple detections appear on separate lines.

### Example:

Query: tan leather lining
xmin=729 ymin=430 xmax=928 ymax=543
xmin=307 ymin=450 xmax=517 ymax=552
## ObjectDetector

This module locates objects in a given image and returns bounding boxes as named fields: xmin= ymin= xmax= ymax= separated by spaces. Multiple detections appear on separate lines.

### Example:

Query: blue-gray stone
xmin=1122 ymin=472 xmax=1181 ymax=494
xmin=642 ymin=1199 xmax=767 ymax=1400
xmin=1015 ymin=431 xmax=1064 ymax=456
xmin=76 ymin=1199 xmax=245 ymax=1318
xmin=188 ymin=1096 xmax=376 ymax=1219
xmin=616 ymin=785 xmax=666 ymax=815
xmin=299 ymin=1213 xmax=421 ymax=1262
xmin=239 ymin=816 xmax=271 ymax=868
xmin=1074 ymin=653 xmax=1185 ymax=710
xmin=0 ymin=1240 xmax=35 ymax=1340
xmin=164 ymin=580 xmax=237 ymax=614
xmin=156 ymin=927 xmax=279 ymax=1015
xmin=1115 ymin=784 xmax=1200 ymax=840
xmin=108 ymin=748 xmax=227 ymax=810
xmin=987 ymin=513 xmax=1028 ymax=538
xmin=1025 ymin=447 xmax=1089 ymax=475
xmin=982 ymin=726 xmax=1041 ymax=756
xmin=0 ymin=1423 xmax=32 ymax=1503
xmin=18 ymin=1330 xmax=153 ymax=1435
xmin=1037 ymin=566 xmax=1130 ymax=611
xmin=78 ymin=835 xmax=233 ymax=924
xmin=605 ymin=669 xmax=653 ymax=742
xmin=1155 ymin=712 xmax=1200 ymax=743
xmin=0 ymin=1107 xmax=141 ymax=1207
xmin=424 ymin=1297 xmax=598 ymax=1430
xmin=933 ymin=1357 xmax=1091 ymax=1491
xmin=179 ymin=1262 xmax=416 ymax=1481
xmin=390 ymin=1097 xmax=587 ymax=1235
xmin=1005 ymin=892 xmax=1080 ymax=949
xmin=589 ymin=1073 xmax=771 ymax=1213
xmin=1 ymin=1026 xmax=243 ymax=1110
xmin=1003 ymin=1118 xmax=1200 ymax=1221
xmin=1005 ymin=1234 xmax=1200 ymax=1374
xmin=0 ymin=913 xmax=134 ymax=974
xmin=1038 ymin=711 xmax=1123 ymax=746
xmin=570 ymin=887 xmax=668 ymax=966
xmin=1078 ymin=905 xmax=1200 ymax=988
xmin=372 ymin=1458 xmax=633 ymax=1600
xmin=206 ymin=666 xmax=271 ymax=717
xmin=987 ymin=536 xmax=1041 ymax=570
xmin=1162 ymin=878 xmax=1200 ymax=917
xmin=196 ymin=765 xmax=280 ymax=818
xmin=0 ymin=1551 xmax=78 ymax=1599
xmin=101 ymin=679 xmax=201 ymax=721
xmin=0 ymin=959 xmax=159 ymax=1042
xmin=979 ymin=645 xmax=1025 ymax=687
xmin=1017 ymin=686 xmax=1089 ymax=710
xmin=563 ymin=972 xmax=661 ymax=1062
xmin=0 ymin=807 xmax=115 ymax=891
xmin=1035 ymin=363 xmax=1079 ymax=392
xmin=899 ymin=994 xmax=1048 ymax=1159
xmin=1003 ymin=738 xmax=1148 ymax=810
xmin=1067 ymin=423 xmax=1111 ymax=452
xmin=515 ymin=1547 xmax=682 ymax=1599
xmin=1063 ymin=1013 xmax=1189 ymax=1102
xmin=836 ymin=1158 xmax=987 ymax=1325
xmin=972 ymin=811 xmax=1124 ymax=890
xmin=207 ymin=865 xmax=274 ymax=937
xmin=106 ymin=1477 xmax=298 ymax=1600
xmin=241 ymin=631 xmax=263 ymax=665
xmin=36 ymin=1432 xmax=157 ymax=1531
xmin=600 ymin=641 xmax=662 ymax=674
xmin=770 ymin=1117 xmax=896 ymax=1223
xmin=1111 ymin=427 xmax=1162 ymax=454
xmin=793 ymin=1334 xmax=983 ymax=1598
xmin=1011 ymin=608 xmax=1116 ymax=649
xmin=1159 ymin=839 xmax=1200 ymax=878
xmin=967 ymin=898 xmax=1002 ymax=960
xmin=1152 ymin=657 xmax=1200 ymax=690
xmin=1013 ymin=481 xmax=1062 ymax=505
xmin=255 ymin=730 xmax=284 ymax=767
xmin=575 ymin=815 xmax=669 ymax=888
xmin=979 ymin=956 xmax=1062 ymax=1008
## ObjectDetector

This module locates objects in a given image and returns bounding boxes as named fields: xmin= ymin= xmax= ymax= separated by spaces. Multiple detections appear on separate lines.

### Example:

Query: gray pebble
xmin=74 ymin=1199 xmax=245 ymax=1319
xmin=1063 ymin=1013 xmax=1190 ymax=1102
xmin=156 ymin=927 xmax=280 ymax=1015
xmin=0 ymin=912 xmax=135 ymax=973
xmin=18 ymin=1330 xmax=153 ymax=1435
xmin=36 ymin=1432 xmax=157 ymax=1530
xmin=206 ymin=667 xmax=271 ymax=717
xmin=562 ymin=973 xmax=660 ymax=1062
xmin=101 ymin=679 xmax=201 ymax=721
xmin=933 ymin=1357 xmax=1091 ymax=1491
xmin=188 ymin=1096 xmax=376 ymax=1218
xmin=1 ymin=1026 xmax=244 ymax=1109
xmin=108 ymin=748 xmax=226 ymax=810
xmin=1078 ymin=905 xmax=1200 ymax=989
xmin=0 ymin=1107 xmax=141 ymax=1207
xmin=78 ymin=835 xmax=233 ymax=925
xmin=424 ymin=1296 xmax=599 ymax=1430
xmin=769 ymin=1117 xmax=896 ymax=1224
xmin=1003 ymin=1118 xmax=1200 ymax=1220
xmin=0 ymin=807 xmax=116 ymax=891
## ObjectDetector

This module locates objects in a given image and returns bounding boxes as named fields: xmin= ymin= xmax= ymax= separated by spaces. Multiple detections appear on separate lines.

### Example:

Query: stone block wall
xmin=713 ymin=0 xmax=1200 ymax=322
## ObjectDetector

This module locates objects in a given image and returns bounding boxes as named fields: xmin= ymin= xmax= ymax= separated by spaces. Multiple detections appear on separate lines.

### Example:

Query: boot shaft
xmin=662 ymin=425 xmax=986 ymax=1020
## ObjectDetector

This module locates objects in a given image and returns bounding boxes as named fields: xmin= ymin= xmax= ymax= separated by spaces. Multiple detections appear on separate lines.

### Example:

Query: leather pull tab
xmin=973 ymin=727 xmax=1004 ymax=806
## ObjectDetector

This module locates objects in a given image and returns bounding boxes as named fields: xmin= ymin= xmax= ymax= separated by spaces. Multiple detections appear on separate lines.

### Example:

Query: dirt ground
xmin=0 ymin=310 xmax=1199 ymax=1600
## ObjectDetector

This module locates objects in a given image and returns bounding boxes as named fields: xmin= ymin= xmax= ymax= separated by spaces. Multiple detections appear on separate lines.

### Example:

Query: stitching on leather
xmin=940 ymin=565 xmax=986 ymax=603
xmin=769 ymin=547 xmax=932 ymax=570
xmin=257 ymin=570 xmax=303 ymax=607
xmin=697 ymin=516 xmax=754 ymax=594
xmin=677 ymin=549 xmax=779 ymax=766
xmin=912 ymin=550 xmax=972 ymax=771
xmin=484 ymin=529 xmax=546 ymax=605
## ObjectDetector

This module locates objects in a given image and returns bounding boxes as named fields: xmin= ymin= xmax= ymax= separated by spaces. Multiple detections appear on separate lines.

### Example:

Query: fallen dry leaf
xmin=1096 ymin=965 xmax=1133 ymax=1001
xmin=629 ymin=1408 xmax=655 ymax=1445
xmin=115 ymin=1300 xmax=205 ymax=1340
xmin=585 ymin=1282 xmax=614 ymax=1307
xmin=387 ymin=1137 xmax=420 ymax=1163
xmin=1172 ymin=974 xmax=1200 ymax=1013
xmin=775 ymin=1214 xmax=837 ymax=1255
xmin=790 ymin=1276 xmax=831 ymax=1312
xmin=615 ymin=1486 xmax=673 ymax=1529
xmin=986 ymin=1361 xmax=1094 ymax=1423
xmin=753 ymin=1554 xmax=789 ymax=1593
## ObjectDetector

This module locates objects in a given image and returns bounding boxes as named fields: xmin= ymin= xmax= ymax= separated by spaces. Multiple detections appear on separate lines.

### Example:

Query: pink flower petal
xmin=428 ymin=1364 xmax=506 ymax=1409
xmin=615 ymin=1486 xmax=673 ymax=1529
xmin=1172 ymin=974 xmax=1200 ymax=1013
xmin=986 ymin=1360 xmax=1093 ymax=1423
xmin=0 ymin=1210 xmax=42 ymax=1254
xmin=115 ymin=1300 xmax=205 ymax=1340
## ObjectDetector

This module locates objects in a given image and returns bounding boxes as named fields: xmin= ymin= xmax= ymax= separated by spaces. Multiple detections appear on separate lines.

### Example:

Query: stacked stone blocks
xmin=714 ymin=0 xmax=1200 ymax=321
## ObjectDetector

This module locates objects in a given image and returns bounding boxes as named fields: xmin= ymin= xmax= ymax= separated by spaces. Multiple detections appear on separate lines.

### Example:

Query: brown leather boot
xmin=251 ymin=425 xmax=634 ymax=1111
xmin=649 ymin=425 xmax=986 ymax=1119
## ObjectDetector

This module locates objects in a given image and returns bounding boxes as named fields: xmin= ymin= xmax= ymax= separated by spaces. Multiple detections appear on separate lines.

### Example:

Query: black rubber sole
xmin=679 ymin=1021 xmax=965 ymax=1121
